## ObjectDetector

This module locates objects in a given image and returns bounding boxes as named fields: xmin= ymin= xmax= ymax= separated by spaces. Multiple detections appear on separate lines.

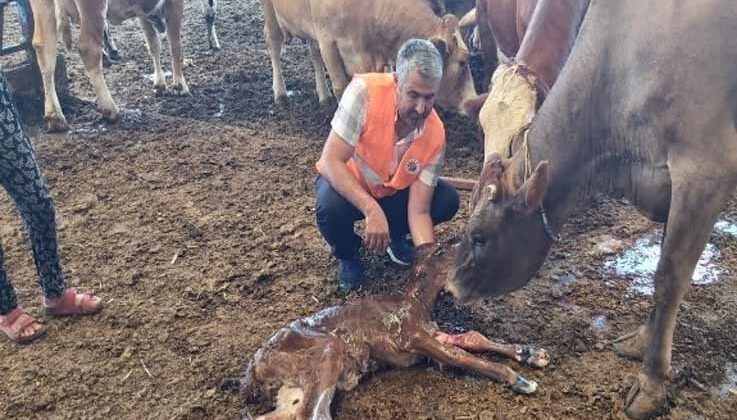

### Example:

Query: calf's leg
xmin=435 ymin=331 xmax=549 ymax=368
xmin=411 ymin=335 xmax=538 ymax=394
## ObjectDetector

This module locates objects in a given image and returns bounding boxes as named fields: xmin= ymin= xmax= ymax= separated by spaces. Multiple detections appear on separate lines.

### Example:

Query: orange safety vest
xmin=322 ymin=73 xmax=445 ymax=199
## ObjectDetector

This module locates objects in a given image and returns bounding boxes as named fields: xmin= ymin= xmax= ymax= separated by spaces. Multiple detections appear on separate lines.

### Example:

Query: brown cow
xmin=449 ymin=0 xmax=737 ymax=418
xmin=260 ymin=0 xmax=477 ymax=114
xmin=465 ymin=0 xmax=589 ymax=161
xmin=30 ymin=0 xmax=189 ymax=132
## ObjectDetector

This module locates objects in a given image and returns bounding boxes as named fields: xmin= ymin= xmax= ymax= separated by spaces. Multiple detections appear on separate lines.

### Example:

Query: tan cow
xmin=260 ymin=0 xmax=477 ymax=114
xmin=30 ymin=0 xmax=189 ymax=132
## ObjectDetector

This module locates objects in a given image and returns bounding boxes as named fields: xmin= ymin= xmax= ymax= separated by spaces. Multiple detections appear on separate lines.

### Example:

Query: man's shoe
xmin=387 ymin=237 xmax=416 ymax=266
xmin=337 ymin=257 xmax=365 ymax=291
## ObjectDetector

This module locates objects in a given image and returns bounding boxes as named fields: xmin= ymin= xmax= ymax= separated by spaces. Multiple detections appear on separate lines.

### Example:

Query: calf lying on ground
xmin=241 ymin=245 xmax=549 ymax=419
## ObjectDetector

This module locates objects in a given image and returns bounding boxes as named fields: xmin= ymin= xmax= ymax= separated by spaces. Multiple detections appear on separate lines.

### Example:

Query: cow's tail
xmin=459 ymin=7 xmax=477 ymax=29
xmin=54 ymin=0 xmax=73 ymax=51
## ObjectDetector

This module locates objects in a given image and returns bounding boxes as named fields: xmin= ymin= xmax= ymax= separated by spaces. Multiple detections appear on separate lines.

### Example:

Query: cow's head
xmin=446 ymin=152 xmax=554 ymax=304
xmin=430 ymin=14 xmax=477 ymax=114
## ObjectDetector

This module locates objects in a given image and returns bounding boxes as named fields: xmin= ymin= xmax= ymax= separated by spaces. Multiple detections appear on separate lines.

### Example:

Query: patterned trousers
xmin=0 ymin=72 xmax=65 ymax=315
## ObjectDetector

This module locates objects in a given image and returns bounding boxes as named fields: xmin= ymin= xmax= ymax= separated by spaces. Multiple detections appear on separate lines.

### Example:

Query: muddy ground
xmin=0 ymin=1 xmax=736 ymax=419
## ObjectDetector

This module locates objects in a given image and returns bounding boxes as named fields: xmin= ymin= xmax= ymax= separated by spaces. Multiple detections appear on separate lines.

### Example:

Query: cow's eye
xmin=472 ymin=235 xmax=486 ymax=247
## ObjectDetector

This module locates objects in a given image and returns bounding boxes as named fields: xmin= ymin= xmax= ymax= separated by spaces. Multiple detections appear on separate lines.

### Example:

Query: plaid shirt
xmin=331 ymin=78 xmax=445 ymax=187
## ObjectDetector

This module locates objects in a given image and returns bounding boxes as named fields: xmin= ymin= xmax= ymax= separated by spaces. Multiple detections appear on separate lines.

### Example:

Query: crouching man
xmin=315 ymin=39 xmax=460 ymax=291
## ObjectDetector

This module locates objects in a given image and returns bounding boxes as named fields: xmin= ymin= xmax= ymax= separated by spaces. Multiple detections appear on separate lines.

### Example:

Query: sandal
xmin=0 ymin=306 xmax=47 ymax=344
xmin=44 ymin=288 xmax=104 ymax=317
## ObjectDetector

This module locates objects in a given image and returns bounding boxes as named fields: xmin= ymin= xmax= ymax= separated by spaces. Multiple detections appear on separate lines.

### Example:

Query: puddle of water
xmin=717 ymin=362 xmax=737 ymax=397
xmin=605 ymin=230 xmax=721 ymax=295
xmin=591 ymin=315 xmax=608 ymax=334
xmin=214 ymin=102 xmax=225 ymax=118
xmin=714 ymin=219 xmax=737 ymax=237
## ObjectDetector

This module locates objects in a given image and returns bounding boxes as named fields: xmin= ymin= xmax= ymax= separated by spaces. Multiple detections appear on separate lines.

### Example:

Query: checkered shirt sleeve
xmin=330 ymin=78 xmax=368 ymax=146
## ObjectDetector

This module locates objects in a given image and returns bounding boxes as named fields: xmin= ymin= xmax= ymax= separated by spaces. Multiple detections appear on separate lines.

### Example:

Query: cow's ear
xmin=429 ymin=36 xmax=449 ymax=64
xmin=512 ymin=161 xmax=550 ymax=216
xmin=441 ymin=14 xmax=459 ymax=32
xmin=463 ymin=93 xmax=488 ymax=122
xmin=470 ymin=152 xmax=505 ymax=209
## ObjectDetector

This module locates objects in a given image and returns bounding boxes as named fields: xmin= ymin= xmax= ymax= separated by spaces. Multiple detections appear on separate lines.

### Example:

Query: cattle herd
xmin=14 ymin=0 xmax=737 ymax=419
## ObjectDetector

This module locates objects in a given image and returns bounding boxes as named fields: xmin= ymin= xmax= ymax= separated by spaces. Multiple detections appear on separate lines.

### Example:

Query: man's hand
xmin=364 ymin=206 xmax=390 ymax=253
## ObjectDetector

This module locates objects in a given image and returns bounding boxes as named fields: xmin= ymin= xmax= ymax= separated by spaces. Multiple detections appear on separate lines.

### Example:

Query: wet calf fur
xmin=241 ymin=246 xmax=549 ymax=419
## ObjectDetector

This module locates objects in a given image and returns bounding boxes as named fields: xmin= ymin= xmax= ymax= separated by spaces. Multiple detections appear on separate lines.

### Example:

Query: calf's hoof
xmin=624 ymin=373 xmax=666 ymax=419
xmin=518 ymin=345 xmax=550 ymax=368
xmin=613 ymin=325 xmax=649 ymax=361
xmin=44 ymin=114 xmax=69 ymax=133
xmin=510 ymin=375 xmax=537 ymax=394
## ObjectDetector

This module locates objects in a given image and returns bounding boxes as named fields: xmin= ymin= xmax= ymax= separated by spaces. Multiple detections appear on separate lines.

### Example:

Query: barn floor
xmin=0 ymin=1 xmax=736 ymax=419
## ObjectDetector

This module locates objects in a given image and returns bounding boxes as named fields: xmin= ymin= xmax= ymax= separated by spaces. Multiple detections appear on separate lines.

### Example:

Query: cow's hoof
xmin=510 ymin=375 xmax=537 ymax=394
xmin=274 ymin=94 xmax=289 ymax=107
xmin=171 ymin=83 xmax=191 ymax=96
xmin=518 ymin=345 xmax=550 ymax=368
xmin=624 ymin=373 xmax=666 ymax=419
xmin=614 ymin=325 xmax=649 ymax=361
xmin=44 ymin=114 xmax=69 ymax=132
xmin=99 ymin=106 xmax=120 ymax=123
xmin=154 ymin=85 xmax=167 ymax=97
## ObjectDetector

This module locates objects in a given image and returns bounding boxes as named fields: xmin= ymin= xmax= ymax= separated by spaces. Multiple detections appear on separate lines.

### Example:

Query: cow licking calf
xmin=30 ymin=0 xmax=189 ymax=132
xmin=241 ymin=245 xmax=549 ymax=419
xmin=259 ymin=0 xmax=477 ymax=114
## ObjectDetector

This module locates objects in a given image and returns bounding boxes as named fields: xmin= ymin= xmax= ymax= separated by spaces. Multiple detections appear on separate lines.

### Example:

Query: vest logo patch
xmin=405 ymin=158 xmax=420 ymax=175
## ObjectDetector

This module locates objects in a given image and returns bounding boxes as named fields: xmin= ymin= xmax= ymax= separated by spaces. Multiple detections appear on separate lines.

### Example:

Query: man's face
xmin=396 ymin=69 xmax=440 ymax=130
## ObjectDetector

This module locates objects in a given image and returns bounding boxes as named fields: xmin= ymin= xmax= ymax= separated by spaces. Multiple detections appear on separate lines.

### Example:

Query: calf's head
xmin=447 ymin=152 xmax=554 ymax=304
xmin=430 ymin=15 xmax=478 ymax=114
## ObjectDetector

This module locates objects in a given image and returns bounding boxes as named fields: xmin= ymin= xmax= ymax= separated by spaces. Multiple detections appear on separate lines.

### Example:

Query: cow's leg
xmin=316 ymin=37 xmax=350 ymax=100
xmin=30 ymin=0 xmax=68 ymax=132
xmin=76 ymin=1 xmax=119 ymax=121
xmin=102 ymin=21 xmax=121 ymax=64
xmin=308 ymin=42 xmax=331 ymax=105
xmin=204 ymin=0 xmax=220 ymax=51
xmin=435 ymin=331 xmax=550 ymax=368
xmin=164 ymin=0 xmax=190 ymax=95
xmin=622 ymin=173 xmax=734 ymax=420
xmin=412 ymin=335 xmax=538 ymax=394
xmin=138 ymin=18 xmax=167 ymax=94
xmin=261 ymin=0 xmax=288 ymax=104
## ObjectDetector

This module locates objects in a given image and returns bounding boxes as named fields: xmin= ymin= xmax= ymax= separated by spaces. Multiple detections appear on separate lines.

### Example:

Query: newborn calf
xmin=241 ymin=246 xmax=549 ymax=419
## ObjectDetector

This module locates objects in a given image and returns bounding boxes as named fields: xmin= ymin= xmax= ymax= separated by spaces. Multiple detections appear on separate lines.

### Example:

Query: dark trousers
xmin=0 ymin=73 xmax=66 ymax=315
xmin=315 ymin=175 xmax=460 ymax=260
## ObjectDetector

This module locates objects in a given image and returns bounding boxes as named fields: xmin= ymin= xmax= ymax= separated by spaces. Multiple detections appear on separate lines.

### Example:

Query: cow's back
xmin=567 ymin=0 xmax=737 ymax=164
